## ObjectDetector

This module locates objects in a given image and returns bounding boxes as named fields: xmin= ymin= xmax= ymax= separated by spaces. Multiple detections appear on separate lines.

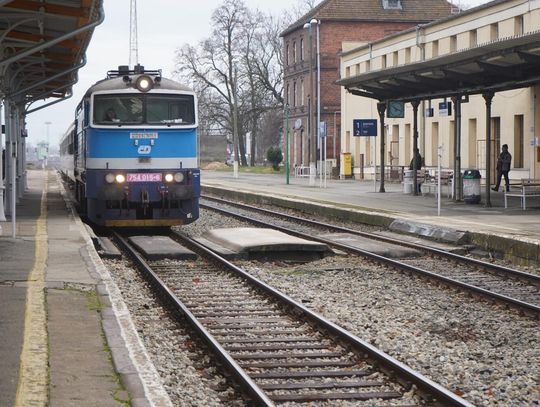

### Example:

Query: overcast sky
xmin=24 ymin=0 xmax=491 ymax=147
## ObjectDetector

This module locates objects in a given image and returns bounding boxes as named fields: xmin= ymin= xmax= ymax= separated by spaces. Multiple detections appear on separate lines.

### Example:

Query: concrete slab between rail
xmin=389 ymin=220 xmax=469 ymax=245
xmin=202 ymin=184 xmax=540 ymax=265
xmin=320 ymin=233 xmax=422 ymax=258
xmin=128 ymin=236 xmax=197 ymax=260
xmin=194 ymin=227 xmax=331 ymax=261
xmin=96 ymin=237 xmax=123 ymax=259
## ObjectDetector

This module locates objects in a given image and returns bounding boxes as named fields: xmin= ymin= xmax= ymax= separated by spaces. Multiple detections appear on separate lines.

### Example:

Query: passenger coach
xmin=59 ymin=65 xmax=200 ymax=226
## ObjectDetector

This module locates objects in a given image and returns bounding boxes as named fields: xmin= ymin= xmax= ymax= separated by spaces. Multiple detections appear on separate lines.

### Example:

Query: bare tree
xmin=175 ymin=0 xmax=250 ymax=165
xmin=174 ymin=0 xmax=322 ymax=167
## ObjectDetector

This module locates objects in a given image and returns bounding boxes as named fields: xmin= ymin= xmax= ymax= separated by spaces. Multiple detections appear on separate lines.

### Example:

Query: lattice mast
xmin=129 ymin=0 xmax=139 ymax=67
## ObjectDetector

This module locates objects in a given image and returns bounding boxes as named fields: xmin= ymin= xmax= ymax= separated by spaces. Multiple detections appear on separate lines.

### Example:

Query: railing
xmin=294 ymin=165 xmax=311 ymax=178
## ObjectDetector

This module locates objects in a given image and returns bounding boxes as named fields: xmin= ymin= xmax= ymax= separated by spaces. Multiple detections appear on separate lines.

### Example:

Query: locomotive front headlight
xmin=115 ymin=174 xmax=126 ymax=183
xmin=105 ymin=173 xmax=115 ymax=183
xmin=135 ymin=75 xmax=153 ymax=92
xmin=174 ymin=172 xmax=184 ymax=183
xmin=164 ymin=173 xmax=174 ymax=182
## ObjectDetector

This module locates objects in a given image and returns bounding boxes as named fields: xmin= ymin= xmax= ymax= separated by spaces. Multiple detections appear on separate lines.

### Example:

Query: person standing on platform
xmin=409 ymin=147 xmax=422 ymax=171
xmin=492 ymin=144 xmax=512 ymax=192
xmin=409 ymin=147 xmax=423 ymax=194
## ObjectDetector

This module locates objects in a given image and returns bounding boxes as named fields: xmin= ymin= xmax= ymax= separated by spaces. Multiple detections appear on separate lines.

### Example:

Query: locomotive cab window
xmin=147 ymin=95 xmax=195 ymax=125
xmin=94 ymin=95 xmax=143 ymax=125
xmin=94 ymin=94 xmax=194 ymax=126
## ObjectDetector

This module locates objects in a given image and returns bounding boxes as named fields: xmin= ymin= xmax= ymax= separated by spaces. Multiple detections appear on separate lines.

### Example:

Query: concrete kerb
xmin=203 ymin=185 xmax=397 ymax=228
xmin=468 ymin=231 xmax=540 ymax=266
xmin=202 ymin=185 xmax=540 ymax=266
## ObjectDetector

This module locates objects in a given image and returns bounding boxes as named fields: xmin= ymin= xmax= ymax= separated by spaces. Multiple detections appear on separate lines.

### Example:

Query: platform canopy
xmin=337 ymin=31 xmax=540 ymax=102
xmin=0 ymin=0 xmax=104 ymax=109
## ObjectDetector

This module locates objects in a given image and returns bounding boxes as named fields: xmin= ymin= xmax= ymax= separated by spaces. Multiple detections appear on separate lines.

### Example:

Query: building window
xmin=300 ymin=80 xmax=304 ymax=105
xmin=432 ymin=40 xmax=439 ymax=57
xmin=514 ymin=114 xmax=524 ymax=167
xmin=382 ymin=0 xmax=402 ymax=9
xmin=293 ymin=41 xmax=297 ymax=63
xmin=286 ymin=83 xmax=290 ymax=105
xmin=450 ymin=35 xmax=457 ymax=53
xmin=405 ymin=47 xmax=411 ymax=63
xmin=490 ymin=23 xmax=498 ymax=41
xmin=293 ymin=81 xmax=297 ymax=106
xmin=514 ymin=15 xmax=524 ymax=35
xmin=346 ymin=66 xmax=351 ymax=77
xmin=470 ymin=30 xmax=477 ymax=47
xmin=381 ymin=54 xmax=387 ymax=68
xmin=286 ymin=44 xmax=290 ymax=65
xmin=300 ymin=38 xmax=304 ymax=60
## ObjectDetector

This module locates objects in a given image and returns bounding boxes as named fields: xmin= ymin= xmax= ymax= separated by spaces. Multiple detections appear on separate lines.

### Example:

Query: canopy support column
xmin=483 ymin=91 xmax=494 ymax=208
xmin=377 ymin=102 xmax=386 ymax=192
xmin=411 ymin=100 xmax=420 ymax=195
xmin=452 ymin=96 xmax=462 ymax=201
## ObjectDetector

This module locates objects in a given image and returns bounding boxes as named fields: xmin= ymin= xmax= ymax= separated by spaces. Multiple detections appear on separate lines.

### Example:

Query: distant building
xmin=337 ymin=0 xmax=540 ymax=186
xmin=280 ymin=0 xmax=454 ymax=175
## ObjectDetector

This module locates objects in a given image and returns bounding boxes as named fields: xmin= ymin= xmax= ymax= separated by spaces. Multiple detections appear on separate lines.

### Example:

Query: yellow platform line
xmin=15 ymin=172 xmax=49 ymax=406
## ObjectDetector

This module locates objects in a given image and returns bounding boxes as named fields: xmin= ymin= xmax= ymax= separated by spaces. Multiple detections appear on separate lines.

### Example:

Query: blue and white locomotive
xmin=59 ymin=65 xmax=200 ymax=227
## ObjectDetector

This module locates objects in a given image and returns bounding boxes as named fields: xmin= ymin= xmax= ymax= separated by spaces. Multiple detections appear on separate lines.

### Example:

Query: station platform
xmin=0 ymin=170 xmax=170 ymax=407
xmin=200 ymin=170 xmax=540 ymax=266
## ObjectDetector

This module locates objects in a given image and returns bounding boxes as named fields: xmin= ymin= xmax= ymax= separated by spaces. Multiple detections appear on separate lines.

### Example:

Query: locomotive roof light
xmin=135 ymin=75 xmax=153 ymax=92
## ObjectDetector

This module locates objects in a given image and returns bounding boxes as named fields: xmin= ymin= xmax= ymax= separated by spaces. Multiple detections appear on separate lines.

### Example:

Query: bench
xmin=504 ymin=179 xmax=540 ymax=209
xmin=422 ymin=170 xmax=453 ymax=198
xmin=294 ymin=165 xmax=311 ymax=178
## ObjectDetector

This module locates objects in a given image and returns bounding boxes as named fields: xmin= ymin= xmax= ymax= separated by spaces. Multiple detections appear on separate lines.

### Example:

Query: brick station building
xmin=281 ymin=0 xmax=455 ymax=177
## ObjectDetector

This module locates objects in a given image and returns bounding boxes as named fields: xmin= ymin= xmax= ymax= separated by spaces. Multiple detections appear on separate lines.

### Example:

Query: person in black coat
xmin=492 ymin=144 xmax=512 ymax=192
xmin=409 ymin=147 xmax=423 ymax=194
xmin=409 ymin=147 xmax=422 ymax=171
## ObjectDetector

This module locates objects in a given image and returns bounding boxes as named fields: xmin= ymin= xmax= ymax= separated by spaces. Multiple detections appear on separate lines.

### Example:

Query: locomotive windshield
xmin=94 ymin=94 xmax=195 ymax=126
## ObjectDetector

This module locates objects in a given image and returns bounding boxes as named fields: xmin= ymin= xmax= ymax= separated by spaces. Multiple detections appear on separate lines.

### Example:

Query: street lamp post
xmin=44 ymin=121 xmax=51 ymax=168
xmin=0 ymin=102 xmax=6 ymax=222
xmin=304 ymin=19 xmax=321 ymax=187
xmin=284 ymin=104 xmax=290 ymax=185
xmin=313 ymin=19 xmax=322 ymax=188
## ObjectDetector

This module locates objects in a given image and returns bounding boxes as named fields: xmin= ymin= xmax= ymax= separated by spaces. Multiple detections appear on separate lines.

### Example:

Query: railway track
xmin=200 ymin=195 xmax=540 ymax=315
xmin=112 ymin=230 xmax=471 ymax=406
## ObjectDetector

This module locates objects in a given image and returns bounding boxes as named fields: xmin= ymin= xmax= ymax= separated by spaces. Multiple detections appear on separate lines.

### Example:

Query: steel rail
xmin=170 ymin=228 xmax=473 ymax=407
xmin=200 ymin=199 xmax=540 ymax=315
xmin=202 ymin=195 xmax=540 ymax=285
xmin=111 ymin=231 xmax=275 ymax=407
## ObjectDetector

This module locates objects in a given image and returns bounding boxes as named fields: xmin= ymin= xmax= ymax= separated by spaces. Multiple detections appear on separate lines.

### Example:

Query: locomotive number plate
xmin=127 ymin=173 xmax=162 ymax=182
xmin=130 ymin=132 xmax=158 ymax=139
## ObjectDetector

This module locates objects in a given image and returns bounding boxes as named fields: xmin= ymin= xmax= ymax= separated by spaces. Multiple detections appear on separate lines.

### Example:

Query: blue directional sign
xmin=353 ymin=119 xmax=377 ymax=137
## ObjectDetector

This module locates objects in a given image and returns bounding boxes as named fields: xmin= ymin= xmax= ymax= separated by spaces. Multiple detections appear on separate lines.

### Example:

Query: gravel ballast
xmin=100 ymin=207 xmax=538 ymax=406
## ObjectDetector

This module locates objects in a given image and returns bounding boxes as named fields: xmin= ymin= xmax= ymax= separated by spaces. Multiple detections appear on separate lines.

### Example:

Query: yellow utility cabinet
xmin=342 ymin=153 xmax=352 ymax=177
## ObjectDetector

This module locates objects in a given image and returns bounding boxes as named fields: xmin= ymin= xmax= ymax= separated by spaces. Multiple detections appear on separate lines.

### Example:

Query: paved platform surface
xmin=200 ymin=170 xmax=540 ymax=265
xmin=0 ymin=170 xmax=171 ymax=407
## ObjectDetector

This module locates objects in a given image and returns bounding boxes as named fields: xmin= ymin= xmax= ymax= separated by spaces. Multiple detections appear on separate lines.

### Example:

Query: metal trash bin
xmin=463 ymin=169 xmax=481 ymax=204
xmin=403 ymin=169 xmax=413 ymax=193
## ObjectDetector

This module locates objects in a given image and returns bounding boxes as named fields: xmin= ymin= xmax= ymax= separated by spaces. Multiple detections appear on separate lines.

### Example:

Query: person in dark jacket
xmin=409 ymin=147 xmax=423 ymax=194
xmin=492 ymin=144 xmax=512 ymax=192
xmin=409 ymin=147 xmax=422 ymax=171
